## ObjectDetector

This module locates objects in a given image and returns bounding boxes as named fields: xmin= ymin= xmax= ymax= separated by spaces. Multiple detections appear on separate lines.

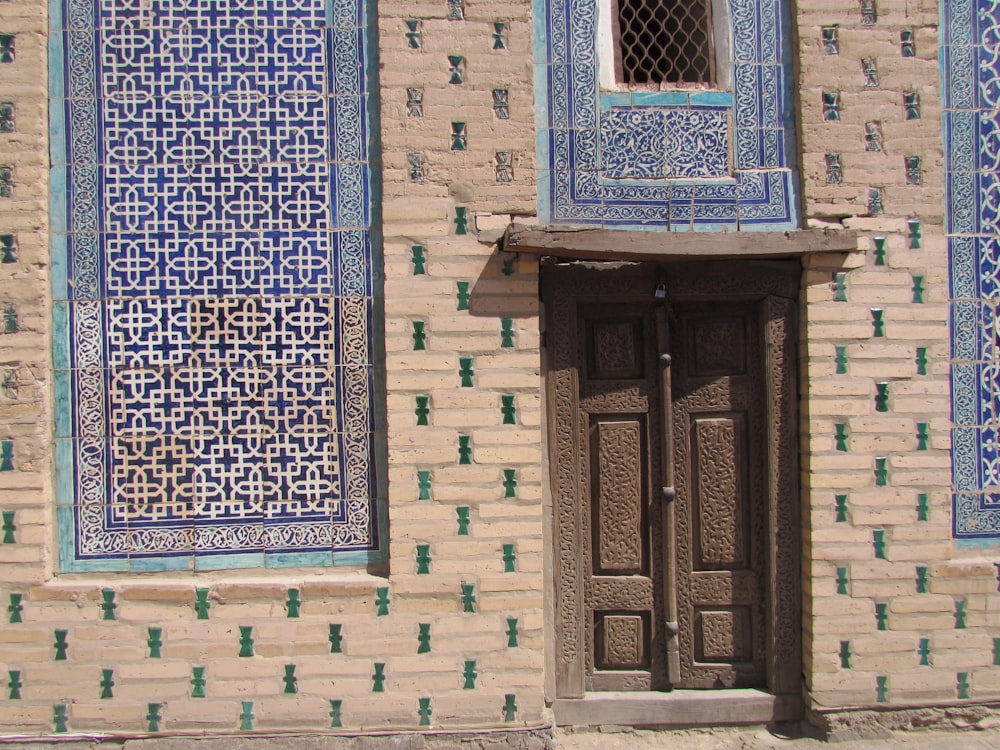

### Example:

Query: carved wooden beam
xmin=502 ymin=223 xmax=858 ymax=261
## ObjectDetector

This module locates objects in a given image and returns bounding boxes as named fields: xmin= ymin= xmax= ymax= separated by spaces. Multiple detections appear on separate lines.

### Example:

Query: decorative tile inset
xmin=190 ymin=666 xmax=206 ymax=698
xmin=454 ymin=207 xmax=469 ymax=235
xmin=0 ymin=35 xmax=13 ymax=63
xmin=463 ymin=659 xmax=478 ymax=689
xmin=7 ymin=670 xmax=21 ymax=699
xmin=861 ymin=57 xmax=879 ymax=87
xmin=908 ymin=219 xmax=922 ymax=248
xmin=461 ymin=582 xmax=476 ymax=612
xmin=503 ymin=694 xmax=517 ymax=721
xmin=496 ymin=151 xmax=514 ymax=183
xmin=955 ymin=599 xmax=967 ymax=628
xmin=0 ymin=102 xmax=12 ymax=133
xmin=1 ymin=510 xmax=13 ymax=543
xmin=447 ymin=0 xmax=464 ymax=20
xmin=917 ymin=422 xmax=930 ymax=450
xmin=329 ymin=700 xmax=343 ymax=728
xmin=53 ymin=704 xmax=68 ymax=734
xmin=493 ymin=22 xmax=509 ymax=50
xmin=447 ymin=55 xmax=466 ymax=84
xmin=875 ymin=602 xmax=888 ymax=630
xmin=823 ymin=91 xmax=841 ymax=121
xmin=147 ymin=703 xmax=162 ymax=732
xmin=0 ymin=234 xmax=15 ymax=263
xmin=860 ymin=0 xmax=877 ymax=25
xmin=407 ymin=87 xmax=423 ymax=117
xmin=875 ymin=456 xmax=888 ymax=486
xmin=451 ymin=122 xmax=467 ymax=150
xmin=920 ymin=638 xmax=931 ymax=665
xmin=492 ymin=89 xmax=510 ymax=120
xmin=283 ymin=665 xmax=298 ymax=694
xmin=147 ymin=627 xmax=162 ymax=658
xmin=459 ymin=356 xmax=474 ymax=387
xmin=873 ymin=529 xmax=886 ymax=558
xmin=901 ymin=30 xmax=915 ymax=57
xmin=868 ymin=187 xmax=883 ymax=216
xmin=286 ymin=589 xmax=301 ymax=618
xmin=822 ymin=26 xmax=839 ymax=55
xmin=417 ymin=470 xmax=432 ymax=500
xmin=408 ymin=152 xmax=425 ymax=183
xmin=329 ymin=624 xmax=343 ymax=653
xmin=238 ymin=626 xmax=254 ymax=657
xmin=916 ymin=566 xmax=929 ymax=592
xmin=506 ymin=617 xmax=519 ymax=647
xmin=876 ymin=676 xmax=888 ymax=703
xmin=53 ymin=629 xmax=68 ymax=660
xmin=411 ymin=245 xmax=426 ymax=275
xmin=240 ymin=701 xmax=254 ymax=731
xmin=500 ymin=318 xmax=515 ymax=347
xmin=100 ymin=668 xmax=114 ymax=699
xmin=904 ymin=91 xmax=921 ymax=119
xmin=825 ymin=153 xmax=842 ymax=184
xmin=864 ymin=122 xmax=883 ymax=152
xmin=839 ymin=641 xmax=851 ymax=668
xmin=405 ymin=20 xmax=422 ymax=49
xmin=836 ymin=567 xmax=849 ymax=594
xmin=917 ymin=492 xmax=929 ymax=520
xmin=100 ymin=589 xmax=116 ymax=621
xmin=835 ymin=494 xmax=848 ymax=522
xmin=375 ymin=586 xmax=389 ymax=616
xmin=905 ymin=156 xmax=922 ymax=185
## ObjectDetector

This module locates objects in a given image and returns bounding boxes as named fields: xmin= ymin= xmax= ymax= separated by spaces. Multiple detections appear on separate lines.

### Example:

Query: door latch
xmin=659 ymin=352 xmax=672 ymax=366
xmin=661 ymin=486 xmax=676 ymax=502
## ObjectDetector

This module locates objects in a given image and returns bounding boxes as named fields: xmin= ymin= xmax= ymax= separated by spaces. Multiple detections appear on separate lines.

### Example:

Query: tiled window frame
xmin=534 ymin=0 xmax=798 ymax=231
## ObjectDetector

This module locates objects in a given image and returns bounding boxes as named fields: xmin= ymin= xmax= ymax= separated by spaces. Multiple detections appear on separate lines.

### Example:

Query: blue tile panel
xmin=946 ymin=0 xmax=1000 ymax=539
xmin=532 ymin=0 xmax=798 ymax=230
xmin=50 ymin=0 xmax=384 ymax=569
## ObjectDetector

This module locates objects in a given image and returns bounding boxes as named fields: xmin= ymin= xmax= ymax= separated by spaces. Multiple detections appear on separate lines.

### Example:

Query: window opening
xmin=613 ymin=0 xmax=715 ymax=85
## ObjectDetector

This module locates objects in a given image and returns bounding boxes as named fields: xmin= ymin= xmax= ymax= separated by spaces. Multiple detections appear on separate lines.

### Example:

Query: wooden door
xmin=545 ymin=261 xmax=800 ymax=700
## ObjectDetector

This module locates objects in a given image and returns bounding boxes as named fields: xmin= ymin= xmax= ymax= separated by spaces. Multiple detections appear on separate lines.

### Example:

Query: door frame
xmin=542 ymin=259 xmax=802 ymax=724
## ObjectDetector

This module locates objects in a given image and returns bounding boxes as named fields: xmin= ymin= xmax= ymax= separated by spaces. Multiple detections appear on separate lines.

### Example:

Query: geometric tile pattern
xmin=50 ymin=0 xmax=383 ymax=569
xmin=533 ymin=0 xmax=798 ymax=230
xmin=946 ymin=0 xmax=1000 ymax=538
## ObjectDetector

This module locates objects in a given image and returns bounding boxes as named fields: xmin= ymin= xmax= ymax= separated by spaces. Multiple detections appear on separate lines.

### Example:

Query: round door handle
xmin=659 ymin=353 xmax=672 ymax=366
xmin=661 ymin=486 xmax=676 ymax=502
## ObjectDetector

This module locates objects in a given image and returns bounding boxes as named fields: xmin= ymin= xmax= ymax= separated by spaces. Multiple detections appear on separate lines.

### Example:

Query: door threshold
xmin=552 ymin=689 xmax=801 ymax=728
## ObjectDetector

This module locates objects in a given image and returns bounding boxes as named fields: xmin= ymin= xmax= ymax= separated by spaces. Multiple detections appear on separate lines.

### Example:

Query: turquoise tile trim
xmin=631 ymin=91 xmax=689 ymax=107
xmin=690 ymin=91 xmax=734 ymax=106
xmin=52 ymin=370 xmax=70 ymax=437
xmin=599 ymin=92 xmax=632 ymax=108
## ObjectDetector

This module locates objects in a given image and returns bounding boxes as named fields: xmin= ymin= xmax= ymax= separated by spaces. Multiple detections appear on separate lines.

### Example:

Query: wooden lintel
xmin=502 ymin=223 xmax=858 ymax=261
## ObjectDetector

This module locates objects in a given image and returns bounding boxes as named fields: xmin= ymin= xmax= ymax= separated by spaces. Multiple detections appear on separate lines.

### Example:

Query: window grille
xmin=615 ymin=0 xmax=714 ymax=85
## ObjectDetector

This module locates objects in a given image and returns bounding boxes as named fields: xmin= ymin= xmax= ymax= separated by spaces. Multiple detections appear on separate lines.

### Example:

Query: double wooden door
xmin=545 ymin=261 xmax=800 ymax=698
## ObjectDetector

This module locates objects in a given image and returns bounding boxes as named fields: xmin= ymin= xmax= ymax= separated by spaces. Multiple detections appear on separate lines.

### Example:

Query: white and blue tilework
xmin=49 ymin=0 xmax=384 ymax=569
xmin=532 ymin=0 xmax=798 ymax=230
xmin=946 ymin=0 xmax=1000 ymax=539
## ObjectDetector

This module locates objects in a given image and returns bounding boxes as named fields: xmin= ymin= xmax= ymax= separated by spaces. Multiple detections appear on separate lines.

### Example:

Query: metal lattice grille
xmin=617 ymin=0 xmax=714 ymax=85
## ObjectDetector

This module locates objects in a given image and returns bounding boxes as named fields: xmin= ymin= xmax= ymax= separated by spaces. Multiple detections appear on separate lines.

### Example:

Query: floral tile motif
xmin=533 ymin=0 xmax=797 ymax=229
xmin=600 ymin=108 xmax=729 ymax=180
xmin=945 ymin=0 xmax=1000 ymax=538
xmin=50 ymin=0 xmax=383 ymax=569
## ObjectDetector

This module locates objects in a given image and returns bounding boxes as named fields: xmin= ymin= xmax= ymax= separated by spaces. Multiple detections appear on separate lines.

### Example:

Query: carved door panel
xmin=576 ymin=303 xmax=669 ymax=691
xmin=546 ymin=261 xmax=800 ymax=701
xmin=670 ymin=303 xmax=767 ymax=689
